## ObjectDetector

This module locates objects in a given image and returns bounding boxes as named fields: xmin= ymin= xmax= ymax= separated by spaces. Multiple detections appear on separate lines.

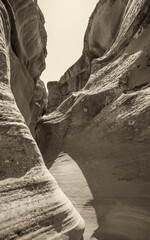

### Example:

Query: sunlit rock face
xmin=37 ymin=0 xmax=150 ymax=239
xmin=47 ymin=0 xmax=129 ymax=112
xmin=0 ymin=1 xmax=84 ymax=239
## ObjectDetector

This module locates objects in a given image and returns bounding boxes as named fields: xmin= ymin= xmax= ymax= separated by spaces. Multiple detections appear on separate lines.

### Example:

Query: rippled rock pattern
xmin=38 ymin=0 xmax=150 ymax=239
xmin=0 ymin=0 xmax=84 ymax=239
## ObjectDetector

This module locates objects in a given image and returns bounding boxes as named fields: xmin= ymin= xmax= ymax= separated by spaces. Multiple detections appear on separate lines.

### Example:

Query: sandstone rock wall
xmin=0 ymin=1 xmax=84 ymax=239
xmin=6 ymin=0 xmax=47 ymax=129
xmin=37 ymin=0 xmax=150 ymax=239
xmin=47 ymin=0 xmax=130 ymax=112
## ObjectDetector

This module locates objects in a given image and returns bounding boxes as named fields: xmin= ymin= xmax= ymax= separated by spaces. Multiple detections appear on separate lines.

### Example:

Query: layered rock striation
xmin=7 ymin=0 xmax=47 ymax=129
xmin=37 ymin=0 xmax=150 ymax=239
xmin=46 ymin=0 xmax=130 ymax=111
xmin=0 ymin=0 xmax=84 ymax=239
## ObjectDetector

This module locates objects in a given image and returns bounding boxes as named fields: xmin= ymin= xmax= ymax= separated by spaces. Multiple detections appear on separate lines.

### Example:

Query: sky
xmin=38 ymin=0 xmax=99 ymax=84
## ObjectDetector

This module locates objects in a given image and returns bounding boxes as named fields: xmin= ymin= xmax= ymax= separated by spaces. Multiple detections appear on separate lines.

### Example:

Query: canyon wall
xmin=0 ymin=0 xmax=84 ymax=239
xmin=7 ymin=0 xmax=47 ymax=132
xmin=38 ymin=0 xmax=150 ymax=239
xmin=47 ymin=0 xmax=129 ymax=112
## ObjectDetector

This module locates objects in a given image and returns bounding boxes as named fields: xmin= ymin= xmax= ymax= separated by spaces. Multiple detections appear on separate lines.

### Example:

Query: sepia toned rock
xmin=46 ymin=0 xmax=130 ymax=110
xmin=29 ymin=79 xmax=48 ymax=138
xmin=8 ymin=0 xmax=47 ymax=127
xmin=37 ymin=0 xmax=150 ymax=239
xmin=0 ymin=0 xmax=84 ymax=239
xmin=47 ymin=81 xmax=61 ymax=113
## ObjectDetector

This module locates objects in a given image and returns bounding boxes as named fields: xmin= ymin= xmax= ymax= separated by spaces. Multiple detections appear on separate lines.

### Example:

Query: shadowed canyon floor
xmin=41 ymin=135 xmax=150 ymax=240
xmin=50 ymin=153 xmax=99 ymax=240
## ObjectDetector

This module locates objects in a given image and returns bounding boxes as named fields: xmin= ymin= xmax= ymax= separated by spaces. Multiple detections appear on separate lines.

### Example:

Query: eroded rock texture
xmin=7 ymin=0 xmax=47 ymax=130
xmin=37 ymin=0 xmax=150 ymax=239
xmin=0 ymin=1 xmax=84 ymax=239
xmin=29 ymin=79 xmax=48 ymax=138
xmin=46 ymin=0 xmax=130 ymax=111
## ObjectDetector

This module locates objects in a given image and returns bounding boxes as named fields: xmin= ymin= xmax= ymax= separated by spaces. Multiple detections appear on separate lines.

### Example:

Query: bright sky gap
xmin=38 ymin=0 xmax=99 ymax=84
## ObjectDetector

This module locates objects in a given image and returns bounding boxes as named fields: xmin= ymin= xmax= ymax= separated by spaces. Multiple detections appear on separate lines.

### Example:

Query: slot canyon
xmin=0 ymin=0 xmax=150 ymax=239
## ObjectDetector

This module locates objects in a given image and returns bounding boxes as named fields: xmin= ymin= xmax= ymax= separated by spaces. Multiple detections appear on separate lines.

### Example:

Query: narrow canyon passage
xmin=36 ymin=0 xmax=150 ymax=235
xmin=50 ymin=153 xmax=99 ymax=240
xmin=0 ymin=0 xmax=150 ymax=239
xmin=39 ymin=130 xmax=150 ymax=240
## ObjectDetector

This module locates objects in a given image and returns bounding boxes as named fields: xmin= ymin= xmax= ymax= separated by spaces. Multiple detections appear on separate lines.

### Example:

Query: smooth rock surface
xmin=50 ymin=153 xmax=99 ymax=240
xmin=37 ymin=0 xmax=150 ymax=239
xmin=0 ymin=1 xmax=84 ymax=239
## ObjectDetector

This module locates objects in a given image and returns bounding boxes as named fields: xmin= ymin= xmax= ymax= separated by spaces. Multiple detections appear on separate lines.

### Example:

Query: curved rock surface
xmin=46 ymin=0 xmax=130 ymax=112
xmin=7 ymin=0 xmax=47 ymax=127
xmin=0 ymin=0 xmax=84 ymax=239
xmin=37 ymin=0 xmax=150 ymax=239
